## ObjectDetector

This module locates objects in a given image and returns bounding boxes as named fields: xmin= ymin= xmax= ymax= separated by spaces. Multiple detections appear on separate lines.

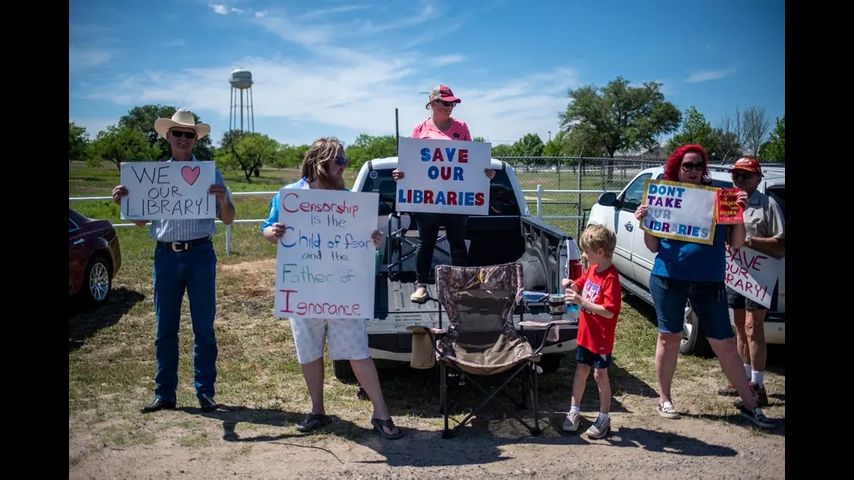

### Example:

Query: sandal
xmin=371 ymin=417 xmax=404 ymax=439
xmin=296 ymin=413 xmax=330 ymax=432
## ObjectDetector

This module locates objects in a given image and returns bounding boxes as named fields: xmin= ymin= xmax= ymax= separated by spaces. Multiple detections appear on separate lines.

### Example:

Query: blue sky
xmin=69 ymin=0 xmax=785 ymax=149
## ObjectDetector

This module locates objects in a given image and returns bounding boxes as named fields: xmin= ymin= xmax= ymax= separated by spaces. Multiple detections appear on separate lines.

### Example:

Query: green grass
xmin=69 ymin=161 xmax=784 ymax=453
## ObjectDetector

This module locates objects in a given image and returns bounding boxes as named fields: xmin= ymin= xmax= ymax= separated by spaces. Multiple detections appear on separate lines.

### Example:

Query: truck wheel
xmin=538 ymin=353 xmax=563 ymax=373
xmin=679 ymin=301 xmax=712 ymax=356
xmin=333 ymin=360 xmax=356 ymax=383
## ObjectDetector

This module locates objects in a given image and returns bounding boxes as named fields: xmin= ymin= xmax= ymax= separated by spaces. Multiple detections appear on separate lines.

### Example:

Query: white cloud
xmin=428 ymin=55 xmax=465 ymax=66
xmin=209 ymin=3 xmax=244 ymax=15
xmin=69 ymin=45 xmax=112 ymax=72
xmin=686 ymin=68 xmax=736 ymax=83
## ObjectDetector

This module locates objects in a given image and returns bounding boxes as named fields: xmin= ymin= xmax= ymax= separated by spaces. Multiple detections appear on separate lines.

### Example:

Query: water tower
xmin=229 ymin=69 xmax=255 ymax=132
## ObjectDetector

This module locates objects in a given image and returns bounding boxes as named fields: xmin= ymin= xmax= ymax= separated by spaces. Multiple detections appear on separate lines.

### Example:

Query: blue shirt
xmin=651 ymin=225 xmax=730 ymax=282
xmin=260 ymin=178 xmax=310 ymax=230
xmin=148 ymin=156 xmax=233 ymax=242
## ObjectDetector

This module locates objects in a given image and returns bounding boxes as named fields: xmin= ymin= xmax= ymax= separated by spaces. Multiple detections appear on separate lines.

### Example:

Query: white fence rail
xmin=70 ymin=186 xmax=619 ymax=255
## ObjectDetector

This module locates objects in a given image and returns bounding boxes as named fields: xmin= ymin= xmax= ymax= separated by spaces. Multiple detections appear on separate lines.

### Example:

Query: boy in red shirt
xmin=560 ymin=224 xmax=622 ymax=439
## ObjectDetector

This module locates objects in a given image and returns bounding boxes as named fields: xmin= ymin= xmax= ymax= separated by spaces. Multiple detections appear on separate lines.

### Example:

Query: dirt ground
xmin=70 ymin=388 xmax=784 ymax=479
xmin=70 ymin=259 xmax=785 ymax=479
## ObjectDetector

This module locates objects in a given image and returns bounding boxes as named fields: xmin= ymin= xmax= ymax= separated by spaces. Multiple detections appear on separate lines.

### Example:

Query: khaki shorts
xmin=289 ymin=317 xmax=370 ymax=364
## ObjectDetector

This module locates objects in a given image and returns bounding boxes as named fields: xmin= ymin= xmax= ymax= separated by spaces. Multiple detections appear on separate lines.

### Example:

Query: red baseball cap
xmin=731 ymin=157 xmax=763 ymax=177
xmin=428 ymin=84 xmax=461 ymax=104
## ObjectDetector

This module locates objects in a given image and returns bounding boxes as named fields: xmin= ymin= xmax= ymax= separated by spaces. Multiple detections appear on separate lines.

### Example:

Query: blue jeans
xmin=413 ymin=213 xmax=468 ymax=284
xmin=152 ymin=240 xmax=218 ymax=401
xmin=649 ymin=274 xmax=734 ymax=340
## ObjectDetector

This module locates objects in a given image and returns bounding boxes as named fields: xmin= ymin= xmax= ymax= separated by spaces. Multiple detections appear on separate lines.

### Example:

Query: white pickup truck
xmin=587 ymin=164 xmax=785 ymax=355
xmin=334 ymin=157 xmax=582 ymax=379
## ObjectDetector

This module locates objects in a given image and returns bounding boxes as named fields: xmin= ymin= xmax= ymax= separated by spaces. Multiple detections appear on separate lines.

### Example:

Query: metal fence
xmin=69 ymin=156 xmax=668 ymax=253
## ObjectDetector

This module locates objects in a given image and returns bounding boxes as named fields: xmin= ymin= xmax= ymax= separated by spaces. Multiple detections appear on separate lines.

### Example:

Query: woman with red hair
xmin=634 ymin=144 xmax=773 ymax=429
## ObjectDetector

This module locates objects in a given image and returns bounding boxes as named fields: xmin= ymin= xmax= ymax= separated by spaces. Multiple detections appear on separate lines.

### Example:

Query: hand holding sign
xmin=119 ymin=161 xmax=217 ymax=220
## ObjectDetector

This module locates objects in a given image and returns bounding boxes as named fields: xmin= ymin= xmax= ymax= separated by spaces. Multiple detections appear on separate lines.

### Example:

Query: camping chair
xmin=410 ymin=262 xmax=567 ymax=438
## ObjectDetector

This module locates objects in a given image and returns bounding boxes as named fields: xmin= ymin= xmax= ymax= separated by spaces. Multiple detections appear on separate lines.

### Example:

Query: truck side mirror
xmin=597 ymin=192 xmax=618 ymax=207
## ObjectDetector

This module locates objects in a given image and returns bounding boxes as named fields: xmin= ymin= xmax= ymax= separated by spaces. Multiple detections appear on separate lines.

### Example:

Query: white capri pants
xmin=289 ymin=317 xmax=370 ymax=364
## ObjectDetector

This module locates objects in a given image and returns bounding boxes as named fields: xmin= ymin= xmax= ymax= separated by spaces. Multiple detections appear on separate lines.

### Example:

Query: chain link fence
xmin=498 ymin=156 xmax=666 ymax=238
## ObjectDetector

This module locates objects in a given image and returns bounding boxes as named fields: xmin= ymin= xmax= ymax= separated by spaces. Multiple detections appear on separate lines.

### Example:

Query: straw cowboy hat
xmin=154 ymin=109 xmax=211 ymax=140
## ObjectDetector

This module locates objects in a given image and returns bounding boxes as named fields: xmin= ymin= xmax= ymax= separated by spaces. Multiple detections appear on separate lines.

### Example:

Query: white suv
xmin=586 ymin=164 xmax=785 ymax=355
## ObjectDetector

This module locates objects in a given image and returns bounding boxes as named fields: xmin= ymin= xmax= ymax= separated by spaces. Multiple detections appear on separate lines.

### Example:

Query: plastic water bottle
xmin=565 ymin=302 xmax=580 ymax=319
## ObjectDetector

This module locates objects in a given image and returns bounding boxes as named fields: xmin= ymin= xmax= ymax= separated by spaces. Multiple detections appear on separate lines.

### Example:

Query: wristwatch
xmin=745 ymin=235 xmax=753 ymax=247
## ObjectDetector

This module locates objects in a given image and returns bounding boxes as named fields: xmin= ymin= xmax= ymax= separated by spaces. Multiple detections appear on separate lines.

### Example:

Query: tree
xmin=513 ymin=133 xmax=545 ymax=157
xmin=344 ymin=134 xmax=397 ymax=171
xmin=69 ymin=122 xmax=89 ymax=162
xmin=665 ymin=107 xmax=714 ymax=151
xmin=215 ymin=131 xmax=279 ymax=181
xmin=89 ymin=126 xmax=160 ymax=169
xmin=491 ymin=144 xmax=515 ymax=157
xmin=118 ymin=105 xmax=214 ymax=160
xmin=758 ymin=116 xmax=785 ymax=162
xmin=741 ymin=106 xmax=770 ymax=156
xmin=559 ymin=76 xmax=681 ymax=158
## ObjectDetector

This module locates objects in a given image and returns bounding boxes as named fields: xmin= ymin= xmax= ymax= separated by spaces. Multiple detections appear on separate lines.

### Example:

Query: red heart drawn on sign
xmin=181 ymin=166 xmax=200 ymax=186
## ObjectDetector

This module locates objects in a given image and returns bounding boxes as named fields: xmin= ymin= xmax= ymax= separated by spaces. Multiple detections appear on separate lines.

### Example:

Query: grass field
xmin=68 ymin=160 xmax=784 ymax=455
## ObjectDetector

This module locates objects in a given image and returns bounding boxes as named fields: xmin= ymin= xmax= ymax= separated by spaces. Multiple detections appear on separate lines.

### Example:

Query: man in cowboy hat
xmin=717 ymin=157 xmax=784 ymax=406
xmin=112 ymin=108 xmax=235 ymax=413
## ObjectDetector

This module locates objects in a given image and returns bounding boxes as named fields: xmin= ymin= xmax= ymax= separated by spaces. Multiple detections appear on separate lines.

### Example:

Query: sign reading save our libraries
xmin=119 ymin=161 xmax=216 ymax=220
xmin=273 ymin=188 xmax=379 ymax=320
xmin=639 ymin=179 xmax=718 ymax=245
xmin=395 ymin=137 xmax=491 ymax=215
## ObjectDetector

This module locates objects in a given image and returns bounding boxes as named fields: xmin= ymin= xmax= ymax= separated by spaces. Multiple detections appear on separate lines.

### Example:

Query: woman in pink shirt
xmin=392 ymin=84 xmax=494 ymax=303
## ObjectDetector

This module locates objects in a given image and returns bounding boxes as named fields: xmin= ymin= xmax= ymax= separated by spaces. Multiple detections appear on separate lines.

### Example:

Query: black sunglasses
xmin=170 ymin=130 xmax=196 ymax=139
xmin=680 ymin=162 xmax=705 ymax=172
xmin=435 ymin=100 xmax=456 ymax=107
xmin=333 ymin=155 xmax=348 ymax=166
xmin=732 ymin=172 xmax=754 ymax=180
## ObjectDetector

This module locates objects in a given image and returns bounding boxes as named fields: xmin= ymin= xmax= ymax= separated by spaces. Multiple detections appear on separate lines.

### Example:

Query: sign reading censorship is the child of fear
xmin=274 ymin=188 xmax=379 ymax=320
xmin=396 ymin=137 xmax=491 ymax=215
xmin=725 ymin=245 xmax=782 ymax=309
xmin=640 ymin=179 xmax=718 ymax=245
xmin=120 ymin=161 xmax=216 ymax=220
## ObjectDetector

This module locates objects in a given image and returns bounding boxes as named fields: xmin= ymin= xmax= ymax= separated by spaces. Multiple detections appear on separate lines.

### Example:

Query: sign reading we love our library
xmin=274 ymin=188 xmax=379 ymax=320
xmin=119 ymin=161 xmax=216 ymax=220
xmin=395 ymin=137 xmax=491 ymax=215
xmin=639 ymin=179 xmax=718 ymax=245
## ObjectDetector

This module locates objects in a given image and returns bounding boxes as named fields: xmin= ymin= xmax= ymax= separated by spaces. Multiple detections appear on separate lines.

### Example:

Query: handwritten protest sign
xmin=120 ymin=161 xmax=216 ymax=220
xmin=395 ymin=137 xmax=491 ymax=215
xmin=640 ymin=179 xmax=718 ymax=245
xmin=716 ymin=188 xmax=744 ymax=224
xmin=725 ymin=245 xmax=782 ymax=308
xmin=274 ymin=189 xmax=379 ymax=320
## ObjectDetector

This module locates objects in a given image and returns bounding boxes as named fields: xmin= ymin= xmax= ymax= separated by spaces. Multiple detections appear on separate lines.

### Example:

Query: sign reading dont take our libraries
xmin=119 ymin=161 xmax=216 ymax=220
xmin=274 ymin=188 xmax=379 ymax=320
xmin=639 ymin=179 xmax=718 ymax=245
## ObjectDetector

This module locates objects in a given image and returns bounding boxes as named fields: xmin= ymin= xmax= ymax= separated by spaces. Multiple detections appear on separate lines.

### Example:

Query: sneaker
xmin=734 ymin=400 xmax=774 ymax=429
xmin=657 ymin=401 xmax=681 ymax=419
xmin=562 ymin=411 xmax=580 ymax=433
xmin=749 ymin=382 xmax=769 ymax=407
xmin=410 ymin=285 xmax=429 ymax=304
xmin=585 ymin=416 xmax=610 ymax=439
xmin=717 ymin=383 xmax=739 ymax=396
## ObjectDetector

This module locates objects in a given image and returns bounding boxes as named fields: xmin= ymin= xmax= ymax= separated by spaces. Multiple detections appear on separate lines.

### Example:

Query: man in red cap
xmin=717 ymin=157 xmax=784 ymax=406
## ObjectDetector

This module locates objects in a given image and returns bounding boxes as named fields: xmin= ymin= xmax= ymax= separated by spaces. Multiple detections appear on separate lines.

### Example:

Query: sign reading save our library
xmin=119 ymin=161 xmax=216 ymax=220
xmin=395 ymin=137 xmax=491 ymax=215
xmin=274 ymin=188 xmax=379 ymax=320
xmin=639 ymin=179 xmax=718 ymax=245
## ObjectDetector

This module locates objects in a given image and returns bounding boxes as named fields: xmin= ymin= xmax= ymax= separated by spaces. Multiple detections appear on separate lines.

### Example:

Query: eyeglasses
xmin=680 ymin=161 xmax=705 ymax=172
xmin=732 ymin=172 xmax=754 ymax=181
xmin=333 ymin=155 xmax=348 ymax=166
xmin=435 ymin=100 xmax=456 ymax=107
xmin=170 ymin=130 xmax=196 ymax=139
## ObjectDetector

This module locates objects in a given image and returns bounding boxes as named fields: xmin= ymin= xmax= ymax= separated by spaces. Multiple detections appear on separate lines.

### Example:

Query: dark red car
xmin=69 ymin=208 xmax=122 ymax=304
